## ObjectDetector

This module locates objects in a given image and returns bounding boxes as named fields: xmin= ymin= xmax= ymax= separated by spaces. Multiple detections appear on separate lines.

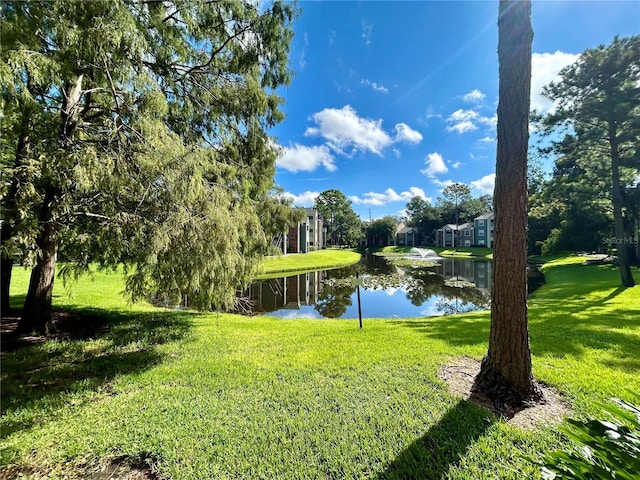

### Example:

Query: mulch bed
xmin=439 ymin=356 xmax=570 ymax=429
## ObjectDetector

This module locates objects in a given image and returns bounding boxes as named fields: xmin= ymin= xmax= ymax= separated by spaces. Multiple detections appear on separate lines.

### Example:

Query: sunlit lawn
xmin=259 ymin=249 xmax=361 ymax=278
xmin=1 ymin=256 xmax=638 ymax=479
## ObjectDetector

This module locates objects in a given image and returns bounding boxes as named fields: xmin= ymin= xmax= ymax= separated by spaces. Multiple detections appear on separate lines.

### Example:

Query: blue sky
xmin=270 ymin=1 xmax=640 ymax=220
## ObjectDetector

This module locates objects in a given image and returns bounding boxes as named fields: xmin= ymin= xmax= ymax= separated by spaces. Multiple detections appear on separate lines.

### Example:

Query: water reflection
xmin=245 ymin=255 xmax=493 ymax=319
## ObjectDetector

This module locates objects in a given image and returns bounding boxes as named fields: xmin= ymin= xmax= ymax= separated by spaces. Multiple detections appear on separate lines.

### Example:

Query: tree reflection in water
xmin=244 ymin=255 xmax=494 ymax=318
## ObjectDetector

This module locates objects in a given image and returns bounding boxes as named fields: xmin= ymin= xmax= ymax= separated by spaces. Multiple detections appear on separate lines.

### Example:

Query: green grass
xmin=259 ymin=249 xmax=361 ymax=278
xmin=2 ymin=258 xmax=639 ymax=479
xmin=434 ymin=246 xmax=494 ymax=259
xmin=370 ymin=245 xmax=493 ymax=259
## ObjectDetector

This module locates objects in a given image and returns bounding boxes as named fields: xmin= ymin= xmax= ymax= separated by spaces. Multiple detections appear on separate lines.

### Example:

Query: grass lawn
xmin=2 ymin=257 xmax=639 ymax=479
xmin=434 ymin=247 xmax=493 ymax=259
xmin=259 ymin=249 xmax=361 ymax=278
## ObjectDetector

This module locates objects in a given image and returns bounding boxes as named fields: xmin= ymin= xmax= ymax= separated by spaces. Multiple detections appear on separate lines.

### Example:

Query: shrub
xmin=535 ymin=392 xmax=640 ymax=479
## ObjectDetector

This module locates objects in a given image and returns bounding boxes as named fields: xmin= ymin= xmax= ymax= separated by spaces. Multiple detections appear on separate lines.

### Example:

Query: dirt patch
xmin=439 ymin=356 xmax=570 ymax=429
xmin=83 ymin=456 xmax=164 ymax=480
xmin=0 ymin=456 xmax=164 ymax=480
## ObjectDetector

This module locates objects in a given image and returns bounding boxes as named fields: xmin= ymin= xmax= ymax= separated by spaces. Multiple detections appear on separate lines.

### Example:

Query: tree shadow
xmin=395 ymin=279 xmax=639 ymax=374
xmin=589 ymin=286 xmax=626 ymax=306
xmin=8 ymin=293 xmax=27 ymax=310
xmin=375 ymin=399 xmax=495 ymax=479
xmin=395 ymin=313 xmax=490 ymax=350
xmin=1 ymin=306 xmax=194 ymax=437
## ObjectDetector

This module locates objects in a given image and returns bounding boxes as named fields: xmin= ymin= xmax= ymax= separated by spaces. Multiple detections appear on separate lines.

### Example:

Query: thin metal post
xmin=356 ymin=272 xmax=363 ymax=329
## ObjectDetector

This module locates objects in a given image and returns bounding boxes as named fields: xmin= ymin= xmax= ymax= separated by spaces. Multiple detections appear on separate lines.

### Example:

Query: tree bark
xmin=19 ymin=188 xmax=58 ymax=335
xmin=19 ymin=76 xmax=84 ymax=335
xmin=609 ymin=125 xmax=635 ymax=287
xmin=1 ymin=221 xmax=14 ymax=316
xmin=2 ymin=98 xmax=35 ymax=316
xmin=473 ymin=0 xmax=541 ymax=407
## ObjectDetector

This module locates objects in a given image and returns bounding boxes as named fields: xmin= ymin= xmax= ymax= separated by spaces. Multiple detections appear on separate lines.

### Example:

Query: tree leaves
xmin=1 ymin=0 xmax=299 ymax=321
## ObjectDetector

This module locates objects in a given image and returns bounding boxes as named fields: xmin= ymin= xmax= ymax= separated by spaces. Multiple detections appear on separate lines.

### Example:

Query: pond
xmin=244 ymin=253 xmax=503 ymax=319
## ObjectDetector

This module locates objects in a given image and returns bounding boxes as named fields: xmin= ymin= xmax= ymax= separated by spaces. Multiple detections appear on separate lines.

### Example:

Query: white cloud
xmin=469 ymin=153 xmax=488 ymax=161
xmin=419 ymin=109 xmax=443 ymax=127
xmin=470 ymin=173 xmax=496 ymax=195
xmin=361 ymin=79 xmax=388 ymax=93
xmin=305 ymin=105 xmax=421 ymax=155
xmin=279 ymin=190 xmax=320 ymax=206
xmin=421 ymin=152 xmax=448 ymax=177
xmin=479 ymin=114 xmax=497 ymax=128
xmin=478 ymin=136 xmax=495 ymax=144
xmin=462 ymin=89 xmax=486 ymax=103
xmin=394 ymin=123 xmax=423 ymax=144
xmin=432 ymin=178 xmax=454 ymax=190
xmin=448 ymin=109 xmax=479 ymax=122
xmin=349 ymin=187 xmax=429 ymax=206
xmin=531 ymin=51 xmax=579 ymax=113
xmin=446 ymin=109 xmax=496 ymax=134
xmin=361 ymin=20 xmax=373 ymax=45
xmin=446 ymin=109 xmax=479 ymax=133
xmin=447 ymin=120 xmax=478 ymax=134
xmin=298 ymin=50 xmax=307 ymax=71
xmin=451 ymin=161 xmax=463 ymax=169
xmin=277 ymin=144 xmax=337 ymax=172
xmin=305 ymin=105 xmax=391 ymax=155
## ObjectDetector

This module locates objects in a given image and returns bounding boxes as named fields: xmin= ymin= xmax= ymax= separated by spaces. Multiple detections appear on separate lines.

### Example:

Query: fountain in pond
xmin=409 ymin=247 xmax=441 ymax=259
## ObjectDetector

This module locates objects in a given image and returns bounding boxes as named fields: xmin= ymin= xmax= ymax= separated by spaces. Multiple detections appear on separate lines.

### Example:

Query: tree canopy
xmin=538 ymin=35 xmax=639 ymax=286
xmin=365 ymin=216 xmax=397 ymax=247
xmin=0 ymin=0 xmax=298 ymax=333
xmin=313 ymin=189 xmax=362 ymax=247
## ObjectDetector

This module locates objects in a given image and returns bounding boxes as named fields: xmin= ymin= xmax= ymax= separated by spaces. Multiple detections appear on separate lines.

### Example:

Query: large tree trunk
xmin=1 ymin=101 xmax=33 ymax=316
xmin=18 ymin=77 xmax=84 ymax=335
xmin=609 ymin=127 xmax=635 ymax=287
xmin=1 ymin=223 xmax=14 ymax=316
xmin=18 ymin=186 xmax=59 ymax=335
xmin=473 ymin=0 xmax=541 ymax=408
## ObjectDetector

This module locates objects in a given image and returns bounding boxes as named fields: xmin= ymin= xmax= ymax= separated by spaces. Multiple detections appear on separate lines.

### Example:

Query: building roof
xmin=397 ymin=224 xmax=416 ymax=234
xmin=438 ymin=224 xmax=459 ymax=231
xmin=475 ymin=212 xmax=494 ymax=220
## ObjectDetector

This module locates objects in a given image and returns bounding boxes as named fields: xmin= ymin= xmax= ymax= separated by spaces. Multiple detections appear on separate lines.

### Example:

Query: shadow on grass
xmin=395 ymin=314 xmax=489 ymax=349
xmin=1 ymin=306 xmax=194 ymax=437
xmin=397 ymin=305 xmax=639 ymax=367
xmin=396 ymin=263 xmax=639 ymax=372
xmin=376 ymin=399 xmax=494 ymax=479
xmin=8 ymin=294 xmax=27 ymax=310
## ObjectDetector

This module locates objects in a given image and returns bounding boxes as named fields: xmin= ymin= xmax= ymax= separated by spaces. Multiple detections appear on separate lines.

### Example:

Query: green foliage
xmin=262 ymin=194 xmax=305 ymax=238
xmin=365 ymin=215 xmax=397 ymax=247
xmin=0 ymin=0 xmax=299 ymax=321
xmin=535 ymin=392 xmax=640 ymax=480
xmin=313 ymin=189 xmax=363 ymax=247
xmin=405 ymin=196 xmax=440 ymax=243
xmin=437 ymin=184 xmax=470 ymax=225
xmin=537 ymin=35 xmax=639 ymax=284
